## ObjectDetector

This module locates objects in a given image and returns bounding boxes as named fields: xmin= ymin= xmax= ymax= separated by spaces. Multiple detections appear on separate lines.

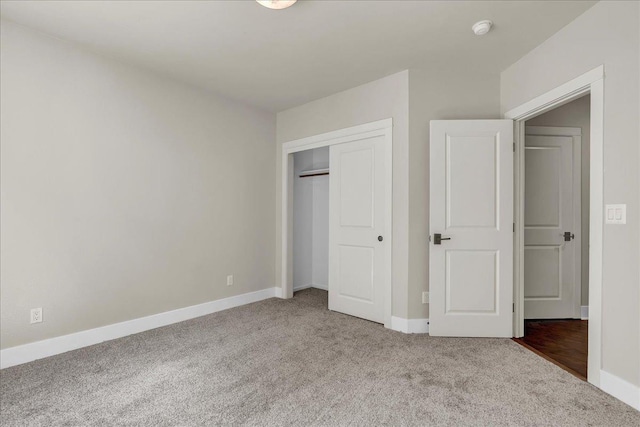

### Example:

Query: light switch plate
xmin=605 ymin=204 xmax=626 ymax=225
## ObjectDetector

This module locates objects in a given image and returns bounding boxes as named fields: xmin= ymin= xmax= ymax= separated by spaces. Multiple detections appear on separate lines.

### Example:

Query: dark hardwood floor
xmin=513 ymin=319 xmax=588 ymax=380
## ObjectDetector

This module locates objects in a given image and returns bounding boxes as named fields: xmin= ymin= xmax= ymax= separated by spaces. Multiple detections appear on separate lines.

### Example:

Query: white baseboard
xmin=390 ymin=316 xmax=429 ymax=334
xmin=581 ymin=305 xmax=589 ymax=320
xmin=275 ymin=287 xmax=283 ymax=298
xmin=0 ymin=287 xmax=277 ymax=370
xmin=600 ymin=370 xmax=640 ymax=410
xmin=293 ymin=284 xmax=328 ymax=292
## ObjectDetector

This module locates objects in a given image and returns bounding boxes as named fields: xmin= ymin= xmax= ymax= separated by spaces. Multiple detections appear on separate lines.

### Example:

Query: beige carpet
xmin=1 ymin=288 xmax=638 ymax=426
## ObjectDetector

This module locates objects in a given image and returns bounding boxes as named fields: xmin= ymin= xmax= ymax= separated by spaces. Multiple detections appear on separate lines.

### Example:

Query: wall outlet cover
xmin=30 ymin=308 xmax=43 ymax=324
xmin=226 ymin=275 xmax=234 ymax=286
xmin=422 ymin=292 xmax=429 ymax=304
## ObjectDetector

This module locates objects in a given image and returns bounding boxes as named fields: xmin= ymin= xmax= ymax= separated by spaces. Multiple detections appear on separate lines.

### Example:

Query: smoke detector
xmin=256 ymin=0 xmax=297 ymax=9
xmin=472 ymin=20 xmax=493 ymax=36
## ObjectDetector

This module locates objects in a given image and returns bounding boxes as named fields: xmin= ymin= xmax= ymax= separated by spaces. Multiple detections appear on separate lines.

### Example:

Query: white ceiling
xmin=0 ymin=1 xmax=596 ymax=112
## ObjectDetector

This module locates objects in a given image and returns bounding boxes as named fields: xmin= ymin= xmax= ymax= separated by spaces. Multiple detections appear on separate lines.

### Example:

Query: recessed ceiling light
xmin=256 ymin=0 xmax=297 ymax=10
xmin=472 ymin=20 xmax=493 ymax=36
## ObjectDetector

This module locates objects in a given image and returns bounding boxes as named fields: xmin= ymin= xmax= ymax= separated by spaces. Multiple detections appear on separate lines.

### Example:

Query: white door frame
xmin=505 ymin=65 xmax=604 ymax=387
xmin=524 ymin=125 xmax=582 ymax=319
xmin=280 ymin=118 xmax=393 ymax=329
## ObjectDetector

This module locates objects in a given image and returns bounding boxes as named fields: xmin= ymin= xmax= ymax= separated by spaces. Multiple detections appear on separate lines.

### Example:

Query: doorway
xmin=513 ymin=95 xmax=591 ymax=380
xmin=281 ymin=119 xmax=393 ymax=327
xmin=506 ymin=65 xmax=604 ymax=387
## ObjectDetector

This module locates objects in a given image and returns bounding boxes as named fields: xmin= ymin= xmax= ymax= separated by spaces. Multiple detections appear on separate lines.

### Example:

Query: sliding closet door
xmin=328 ymin=135 xmax=388 ymax=324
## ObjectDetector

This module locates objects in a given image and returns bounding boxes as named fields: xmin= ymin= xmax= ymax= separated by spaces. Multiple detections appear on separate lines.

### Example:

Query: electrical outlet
xmin=30 ymin=308 xmax=43 ymax=324
xmin=422 ymin=292 xmax=429 ymax=304
xmin=226 ymin=275 xmax=234 ymax=286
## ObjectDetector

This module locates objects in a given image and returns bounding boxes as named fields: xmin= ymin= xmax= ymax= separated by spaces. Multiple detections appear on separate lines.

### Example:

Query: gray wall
xmin=501 ymin=1 xmax=640 ymax=387
xmin=527 ymin=95 xmax=591 ymax=306
xmin=0 ymin=20 xmax=277 ymax=349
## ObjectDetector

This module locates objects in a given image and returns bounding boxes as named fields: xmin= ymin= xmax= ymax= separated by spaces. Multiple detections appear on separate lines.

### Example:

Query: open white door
xmin=429 ymin=120 xmax=513 ymax=337
xmin=328 ymin=135 xmax=389 ymax=324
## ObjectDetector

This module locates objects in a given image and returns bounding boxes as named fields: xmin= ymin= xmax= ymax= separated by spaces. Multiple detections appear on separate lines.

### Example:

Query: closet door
xmin=328 ymin=135 xmax=388 ymax=324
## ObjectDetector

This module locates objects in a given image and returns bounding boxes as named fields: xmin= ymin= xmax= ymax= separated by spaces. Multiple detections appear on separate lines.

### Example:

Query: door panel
xmin=339 ymin=148 xmax=374 ymax=227
xmin=430 ymin=120 xmax=513 ymax=337
xmin=524 ymin=246 xmax=561 ymax=298
xmin=329 ymin=136 xmax=387 ymax=324
xmin=524 ymin=128 xmax=580 ymax=319
xmin=446 ymin=250 xmax=497 ymax=313
xmin=447 ymin=136 xmax=498 ymax=228
xmin=337 ymin=245 xmax=374 ymax=302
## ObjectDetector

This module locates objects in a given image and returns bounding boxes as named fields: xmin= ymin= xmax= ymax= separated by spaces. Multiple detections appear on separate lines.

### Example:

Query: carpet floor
xmin=1 ymin=288 xmax=638 ymax=426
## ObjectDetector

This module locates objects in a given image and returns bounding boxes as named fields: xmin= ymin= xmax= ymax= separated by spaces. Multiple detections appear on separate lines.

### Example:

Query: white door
xmin=328 ymin=135 xmax=388 ymax=324
xmin=429 ymin=120 xmax=514 ymax=337
xmin=524 ymin=127 xmax=581 ymax=319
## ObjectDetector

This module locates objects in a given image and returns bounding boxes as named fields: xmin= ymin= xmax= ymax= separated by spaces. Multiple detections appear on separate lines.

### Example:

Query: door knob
xmin=378 ymin=236 xmax=384 ymax=242
xmin=433 ymin=233 xmax=451 ymax=245
xmin=563 ymin=232 xmax=575 ymax=242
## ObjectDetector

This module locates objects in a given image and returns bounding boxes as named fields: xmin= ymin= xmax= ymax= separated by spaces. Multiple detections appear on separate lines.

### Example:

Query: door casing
xmin=505 ymin=65 xmax=604 ymax=387
xmin=279 ymin=118 xmax=393 ymax=329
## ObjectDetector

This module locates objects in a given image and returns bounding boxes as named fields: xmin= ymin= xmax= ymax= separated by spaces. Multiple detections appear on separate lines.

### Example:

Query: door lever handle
xmin=433 ymin=233 xmax=451 ymax=245
xmin=563 ymin=232 xmax=575 ymax=242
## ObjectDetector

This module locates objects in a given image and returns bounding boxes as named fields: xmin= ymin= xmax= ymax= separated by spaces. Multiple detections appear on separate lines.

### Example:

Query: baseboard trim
xmin=581 ymin=305 xmax=589 ymax=320
xmin=0 ymin=287 xmax=277 ymax=370
xmin=600 ymin=369 xmax=640 ymax=410
xmin=390 ymin=316 xmax=429 ymax=334
xmin=293 ymin=283 xmax=328 ymax=292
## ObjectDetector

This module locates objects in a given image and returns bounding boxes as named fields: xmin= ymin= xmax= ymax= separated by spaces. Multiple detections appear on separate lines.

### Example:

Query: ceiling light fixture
xmin=256 ymin=0 xmax=297 ymax=10
xmin=472 ymin=20 xmax=493 ymax=36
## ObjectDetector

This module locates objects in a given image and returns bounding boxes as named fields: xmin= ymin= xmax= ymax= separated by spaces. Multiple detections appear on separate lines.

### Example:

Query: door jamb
xmin=279 ymin=118 xmax=393 ymax=329
xmin=524 ymin=125 xmax=582 ymax=319
xmin=505 ymin=65 xmax=604 ymax=387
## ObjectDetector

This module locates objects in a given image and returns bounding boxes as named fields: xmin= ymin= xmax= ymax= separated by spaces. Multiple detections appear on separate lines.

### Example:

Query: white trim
xmin=0 ymin=287 xmax=277 ymax=369
xmin=391 ymin=317 xmax=430 ymax=334
xmin=525 ymin=126 xmax=581 ymax=136
xmin=505 ymin=66 xmax=603 ymax=120
xmin=581 ymin=305 xmax=589 ymax=320
xmin=282 ymin=118 xmax=393 ymax=154
xmin=292 ymin=284 xmax=328 ymax=292
xmin=600 ymin=370 xmax=640 ymax=410
xmin=281 ymin=118 xmax=393 ymax=329
xmin=587 ymin=77 xmax=604 ymax=387
xmin=508 ymin=65 xmax=604 ymax=388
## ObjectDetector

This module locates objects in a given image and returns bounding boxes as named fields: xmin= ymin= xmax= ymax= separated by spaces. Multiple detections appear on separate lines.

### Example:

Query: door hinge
xmin=513 ymin=143 xmax=515 ymax=152
xmin=513 ymin=223 xmax=515 ymax=232
xmin=512 ymin=303 xmax=515 ymax=313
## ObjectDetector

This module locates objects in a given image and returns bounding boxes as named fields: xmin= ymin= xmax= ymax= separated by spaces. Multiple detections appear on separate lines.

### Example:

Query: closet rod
xmin=299 ymin=168 xmax=329 ymax=178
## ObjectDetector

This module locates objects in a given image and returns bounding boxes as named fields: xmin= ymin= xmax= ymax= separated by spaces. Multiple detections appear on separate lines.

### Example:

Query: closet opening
xmin=292 ymin=147 xmax=330 ymax=306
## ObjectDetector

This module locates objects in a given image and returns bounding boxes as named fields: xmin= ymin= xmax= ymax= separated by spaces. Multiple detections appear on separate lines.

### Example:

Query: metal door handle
xmin=434 ymin=233 xmax=451 ymax=245
xmin=563 ymin=232 xmax=575 ymax=242
xmin=378 ymin=236 xmax=384 ymax=242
